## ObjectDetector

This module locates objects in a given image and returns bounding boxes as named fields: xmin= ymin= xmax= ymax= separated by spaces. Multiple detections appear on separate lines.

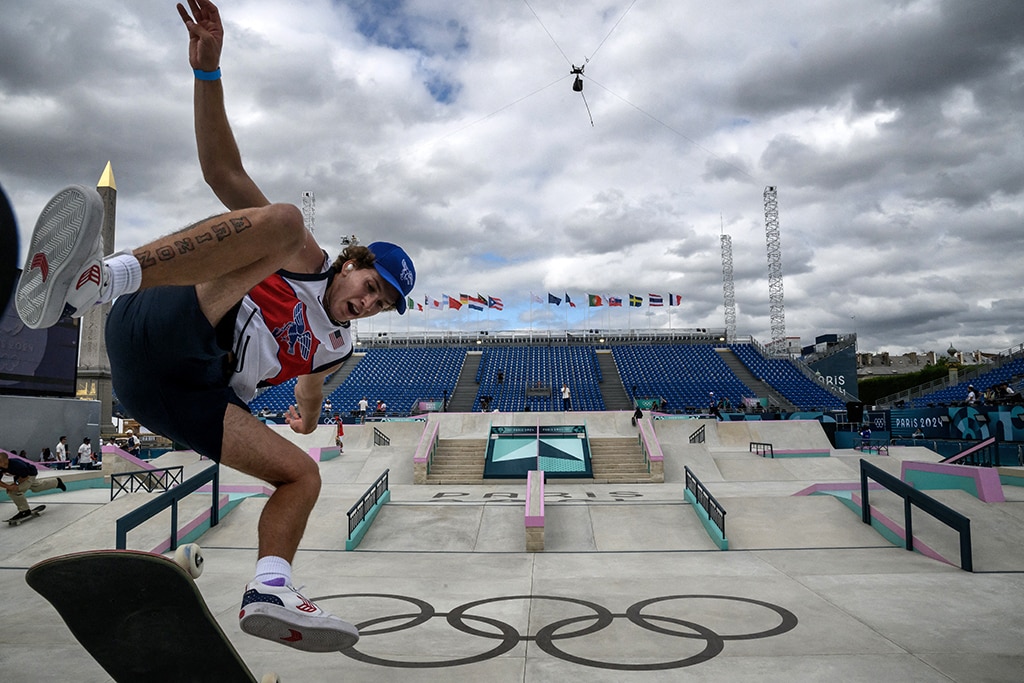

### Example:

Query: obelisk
xmin=76 ymin=161 xmax=116 ymax=437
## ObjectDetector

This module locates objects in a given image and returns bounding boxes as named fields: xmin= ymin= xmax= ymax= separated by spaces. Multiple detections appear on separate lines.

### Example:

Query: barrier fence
xmin=110 ymin=466 xmax=184 ymax=501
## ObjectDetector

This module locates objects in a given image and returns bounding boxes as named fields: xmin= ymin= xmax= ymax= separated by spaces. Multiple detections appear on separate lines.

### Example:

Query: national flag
xmin=468 ymin=302 xmax=485 ymax=311
xmin=669 ymin=293 xmax=683 ymax=306
xmin=329 ymin=328 xmax=347 ymax=350
xmin=470 ymin=293 xmax=487 ymax=306
xmin=565 ymin=293 xmax=576 ymax=308
xmin=649 ymin=294 xmax=664 ymax=307
xmin=588 ymin=294 xmax=603 ymax=307
xmin=429 ymin=297 xmax=442 ymax=310
xmin=609 ymin=296 xmax=622 ymax=307
xmin=531 ymin=292 xmax=543 ymax=304
xmin=407 ymin=296 xmax=415 ymax=311
xmin=629 ymin=294 xmax=642 ymax=307
xmin=548 ymin=293 xmax=561 ymax=305
xmin=460 ymin=293 xmax=469 ymax=304
xmin=446 ymin=295 xmax=462 ymax=310
xmin=488 ymin=296 xmax=504 ymax=310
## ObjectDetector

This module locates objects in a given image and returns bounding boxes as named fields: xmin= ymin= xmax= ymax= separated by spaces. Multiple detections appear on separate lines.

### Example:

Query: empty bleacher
xmin=730 ymin=344 xmax=846 ymax=410
xmin=475 ymin=346 xmax=605 ymax=412
xmin=246 ymin=341 xmax=848 ymax=417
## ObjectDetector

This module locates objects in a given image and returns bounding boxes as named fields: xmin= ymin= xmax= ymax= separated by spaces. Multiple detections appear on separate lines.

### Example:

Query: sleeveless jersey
xmin=228 ymin=258 xmax=352 ymax=403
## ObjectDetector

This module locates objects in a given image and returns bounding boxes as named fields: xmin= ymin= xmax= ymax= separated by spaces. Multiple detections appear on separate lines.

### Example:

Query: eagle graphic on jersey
xmin=272 ymin=301 xmax=313 ymax=361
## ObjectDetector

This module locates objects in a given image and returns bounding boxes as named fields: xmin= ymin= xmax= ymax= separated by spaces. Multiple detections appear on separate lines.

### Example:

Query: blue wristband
xmin=193 ymin=67 xmax=221 ymax=81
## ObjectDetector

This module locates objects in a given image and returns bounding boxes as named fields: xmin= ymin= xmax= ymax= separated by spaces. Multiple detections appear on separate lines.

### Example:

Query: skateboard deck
xmin=6 ymin=504 xmax=45 ymax=525
xmin=26 ymin=549 xmax=274 ymax=683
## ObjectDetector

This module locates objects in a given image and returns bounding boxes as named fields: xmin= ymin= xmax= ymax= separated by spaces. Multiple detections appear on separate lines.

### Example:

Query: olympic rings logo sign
xmin=314 ymin=593 xmax=798 ymax=670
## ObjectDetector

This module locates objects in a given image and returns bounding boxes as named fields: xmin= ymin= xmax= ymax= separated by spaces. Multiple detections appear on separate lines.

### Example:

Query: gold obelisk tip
xmin=97 ymin=161 xmax=116 ymax=191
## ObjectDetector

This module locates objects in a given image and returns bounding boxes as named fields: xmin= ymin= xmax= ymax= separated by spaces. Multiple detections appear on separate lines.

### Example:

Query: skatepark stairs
xmin=588 ymin=436 xmax=657 ymax=483
xmin=425 ymin=438 xmax=487 ymax=483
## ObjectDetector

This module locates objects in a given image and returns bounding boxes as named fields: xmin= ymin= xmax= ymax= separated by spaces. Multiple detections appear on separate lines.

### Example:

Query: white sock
xmin=101 ymin=251 xmax=142 ymax=303
xmin=254 ymin=555 xmax=292 ymax=586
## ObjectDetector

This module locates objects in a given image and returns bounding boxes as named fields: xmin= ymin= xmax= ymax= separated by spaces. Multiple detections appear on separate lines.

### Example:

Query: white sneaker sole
xmin=240 ymin=604 xmax=359 ymax=652
xmin=15 ymin=185 xmax=103 ymax=329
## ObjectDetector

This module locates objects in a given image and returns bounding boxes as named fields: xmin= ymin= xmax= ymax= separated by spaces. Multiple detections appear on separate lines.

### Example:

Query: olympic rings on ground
xmin=314 ymin=593 xmax=798 ymax=670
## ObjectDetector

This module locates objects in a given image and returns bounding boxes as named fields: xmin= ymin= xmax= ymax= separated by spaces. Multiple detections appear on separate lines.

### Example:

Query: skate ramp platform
xmin=5 ymin=410 xmax=1024 ymax=682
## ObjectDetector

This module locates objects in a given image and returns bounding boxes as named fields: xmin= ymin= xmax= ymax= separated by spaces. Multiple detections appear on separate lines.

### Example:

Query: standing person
xmin=0 ymin=451 xmax=66 ymax=520
xmin=124 ymin=429 xmax=141 ymax=457
xmin=334 ymin=414 xmax=344 ymax=453
xmin=358 ymin=397 xmax=369 ymax=424
xmin=55 ymin=436 xmax=68 ymax=462
xmin=561 ymin=383 xmax=571 ymax=411
xmin=13 ymin=0 xmax=415 ymax=653
xmin=76 ymin=437 xmax=96 ymax=470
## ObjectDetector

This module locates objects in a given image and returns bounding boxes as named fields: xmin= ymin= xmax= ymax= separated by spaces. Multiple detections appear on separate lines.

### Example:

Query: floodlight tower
xmin=720 ymin=232 xmax=737 ymax=342
xmin=301 ymin=191 xmax=315 ymax=234
xmin=763 ymin=186 xmax=786 ymax=354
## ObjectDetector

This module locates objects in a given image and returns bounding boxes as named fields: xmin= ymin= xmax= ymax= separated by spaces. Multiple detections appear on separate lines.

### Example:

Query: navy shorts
xmin=106 ymin=286 xmax=247 ymax=461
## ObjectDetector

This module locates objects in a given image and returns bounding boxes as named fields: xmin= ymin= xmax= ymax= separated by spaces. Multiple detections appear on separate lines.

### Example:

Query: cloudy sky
xmin=2 ymin=0 xmax=1022 ymax=355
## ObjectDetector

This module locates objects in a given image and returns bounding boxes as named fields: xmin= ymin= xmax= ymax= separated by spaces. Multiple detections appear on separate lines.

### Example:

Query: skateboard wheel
xmin=173 ymin=543 xmax=204 ymax=578
xmin=260 ymin=673 xmax=281 ymax=683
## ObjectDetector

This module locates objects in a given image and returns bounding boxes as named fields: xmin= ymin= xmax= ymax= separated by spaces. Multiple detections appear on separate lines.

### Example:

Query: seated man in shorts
xmin=14 ymin=0 xmax=415 ymax=652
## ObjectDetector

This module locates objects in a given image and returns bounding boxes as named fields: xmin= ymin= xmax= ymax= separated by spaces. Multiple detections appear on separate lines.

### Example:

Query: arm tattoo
xmin=137 ymin=215 xmax=254 ymax=269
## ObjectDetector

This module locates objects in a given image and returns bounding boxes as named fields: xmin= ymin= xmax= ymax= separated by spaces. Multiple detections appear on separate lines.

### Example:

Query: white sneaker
xmin=16 ymin=185 xmax=106 ymax=329
xmin=239 ymin=580 xmax=359 ymax=652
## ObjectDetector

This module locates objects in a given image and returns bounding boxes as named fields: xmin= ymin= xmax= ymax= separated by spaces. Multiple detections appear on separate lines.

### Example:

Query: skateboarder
xmin=0 ymin=452 xmax=66 ymax=521
xmin=14 ymin=0 xmax=414 ymax=653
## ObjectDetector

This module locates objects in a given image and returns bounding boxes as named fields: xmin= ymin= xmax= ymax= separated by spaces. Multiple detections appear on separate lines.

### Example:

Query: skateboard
xmin=6 ymin=504 xmax=45 ymax=525
xmin=26 ymin=546 xmax=280 ymax=683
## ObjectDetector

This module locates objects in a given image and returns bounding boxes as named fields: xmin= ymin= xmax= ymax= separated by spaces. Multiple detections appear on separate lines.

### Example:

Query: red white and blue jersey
xmin=228 ymin=257 xmax=352 ymax=402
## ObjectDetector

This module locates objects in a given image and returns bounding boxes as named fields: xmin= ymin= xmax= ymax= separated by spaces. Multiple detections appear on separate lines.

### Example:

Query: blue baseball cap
xmin=368 ymin=241 xmax=415 ymax=314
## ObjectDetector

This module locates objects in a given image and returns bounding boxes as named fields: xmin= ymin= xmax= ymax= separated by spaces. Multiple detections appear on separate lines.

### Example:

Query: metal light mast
xmin=763 ymin=186 xmax=786 ymax=354
xmin=301 ymin=191 xmax=315 ymax=234
xmin=720 ymin=232 xmax=737 ymax=342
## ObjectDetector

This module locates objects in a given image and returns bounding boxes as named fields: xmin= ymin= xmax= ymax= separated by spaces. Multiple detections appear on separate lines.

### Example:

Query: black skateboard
xmin=26 ymin=547 xmax=279 ymax=683
xmin=6 ymin=504 xmax=45 ymax=525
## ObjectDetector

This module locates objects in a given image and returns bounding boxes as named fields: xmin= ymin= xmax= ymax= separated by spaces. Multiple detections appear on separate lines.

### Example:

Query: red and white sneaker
xmin=239 ymin=580 xmax=359 ymax=652
xmin=16 ymin=185 xmax=107 ymax=329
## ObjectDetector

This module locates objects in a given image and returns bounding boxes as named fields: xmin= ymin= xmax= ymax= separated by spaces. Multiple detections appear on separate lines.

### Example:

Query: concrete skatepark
xmin=3 ymin=412 xmax=1024 ymax=682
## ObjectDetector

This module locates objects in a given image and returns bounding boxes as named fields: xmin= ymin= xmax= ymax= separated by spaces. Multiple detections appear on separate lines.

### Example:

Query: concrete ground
xmin=2 ymin=413 xmax=1023 ymax=682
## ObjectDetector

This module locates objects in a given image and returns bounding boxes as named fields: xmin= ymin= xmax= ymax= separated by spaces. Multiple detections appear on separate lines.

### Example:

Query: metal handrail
xmin=110 ymin=466 xmax=184 ymax=501
xmin=373 ymin=427 xmax=391 ymax=446
xmin=750 ymin=442 xmax=774 ymax=458
xmin=115 ymin=464 xmax=220 ymax=550
xmin=347 ymin=469 xmax=390 ymax=540
xmin=859 ymin=459 xmax=972 ymax=571
xmin=685 ymin=465 xmax=727 ymax=537
xmin=942 ymin=437 xmax=997 ymax=467
xmin=689 ymin=424 xmax=706 ymax=444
